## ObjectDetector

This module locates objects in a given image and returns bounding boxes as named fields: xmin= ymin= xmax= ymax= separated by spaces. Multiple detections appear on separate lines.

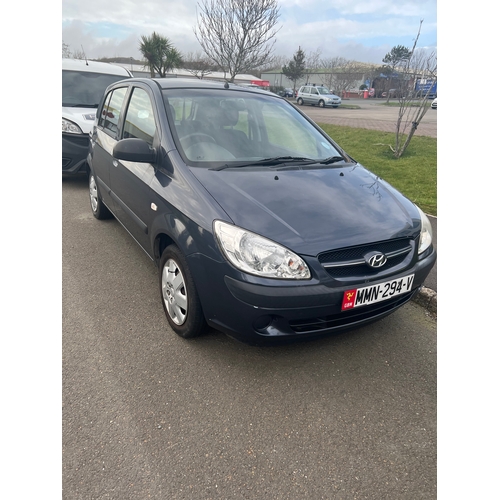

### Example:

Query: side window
xmin=311 ymin=88 xmax=318 ymax=95
xmin=123 ymin=88 xmax=157 ymax=146
xmin=98 ymin=93 xmax=111 ymax=128
xmin=99 ymin=87 xmax=127 ymax=140
xmin=302 ymin=87 xmax=310 ymax=94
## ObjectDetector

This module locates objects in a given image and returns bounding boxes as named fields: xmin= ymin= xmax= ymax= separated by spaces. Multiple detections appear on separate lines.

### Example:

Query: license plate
xmin=341 ymin=274 xmax=415 ymax=311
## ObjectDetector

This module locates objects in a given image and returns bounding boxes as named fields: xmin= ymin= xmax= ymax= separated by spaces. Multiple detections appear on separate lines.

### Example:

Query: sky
xmin=61 ymin=0 xmax=437 ymax=67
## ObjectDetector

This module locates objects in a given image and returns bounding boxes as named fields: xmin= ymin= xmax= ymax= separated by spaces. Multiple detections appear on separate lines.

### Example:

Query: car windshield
xmin=317 ymin=87 xmax=331 ymax=95
xmin=62 ymin=70 xmax=129 ymax=107
xmin=163 ymin=89 xmax=344 ymax=168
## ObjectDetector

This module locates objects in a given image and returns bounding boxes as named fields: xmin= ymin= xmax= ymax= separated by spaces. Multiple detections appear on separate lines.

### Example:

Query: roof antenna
xmin=81 ymin=45 xmax=88 ymax=65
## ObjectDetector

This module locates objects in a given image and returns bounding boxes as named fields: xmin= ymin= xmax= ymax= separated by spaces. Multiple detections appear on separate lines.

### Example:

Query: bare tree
xmin=391 ymin=21 xmax=437 ymax=158
xmin=182 ymin=51 xmax=217 ymax=79
xmin=72 ymin=48 xmax=87 ymax=60
xmin=315 ymin=58 xmax=365 ymax=96
xmin=305 ymin=48 xmax=322 ymax=74
xmin=62 ymin=41 xmax=72 ymax=58
xmin=194 ymin=0 xmax=281 ymax=82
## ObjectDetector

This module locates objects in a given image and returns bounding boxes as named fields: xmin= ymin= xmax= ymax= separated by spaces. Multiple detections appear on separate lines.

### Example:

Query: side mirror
xmin=113 ymin=138 xmax=156 ymax=163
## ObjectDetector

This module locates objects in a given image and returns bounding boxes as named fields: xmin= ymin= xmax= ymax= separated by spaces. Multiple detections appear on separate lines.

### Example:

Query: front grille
xmin=318 ymin=238 xmax=414 ymax=279
xmin=289 ymin=290 xmax=414 ymax=334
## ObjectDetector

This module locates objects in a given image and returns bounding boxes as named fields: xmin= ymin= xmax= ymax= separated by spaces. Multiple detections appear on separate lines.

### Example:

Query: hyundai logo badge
xmin=365 ymin=252 xmax=387 ymax=268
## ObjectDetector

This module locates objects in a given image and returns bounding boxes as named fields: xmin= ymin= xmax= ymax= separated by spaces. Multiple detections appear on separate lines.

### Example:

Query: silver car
xmin=296 ymin=85 xmax=342 ymax=108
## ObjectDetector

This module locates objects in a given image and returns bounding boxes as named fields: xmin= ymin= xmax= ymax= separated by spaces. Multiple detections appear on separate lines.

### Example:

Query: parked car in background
xmin=283 ymin=88 xmax=294 ymax=97
xmin=87 ymin=77 xmax=436 ymax=345
xmin=296 ymin=85 xmax=342 ymax=108
xmin=431 ymin=98 xmax=437 ymax=109
xmin=62 ymin=58 xmax=132 ymax=175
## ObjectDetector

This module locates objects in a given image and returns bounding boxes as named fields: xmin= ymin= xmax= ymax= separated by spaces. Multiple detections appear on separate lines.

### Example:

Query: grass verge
xmin=318 ymin=124 xmax=437 ymax=216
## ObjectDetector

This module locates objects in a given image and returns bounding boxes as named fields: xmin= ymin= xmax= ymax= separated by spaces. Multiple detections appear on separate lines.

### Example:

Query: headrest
xmin=219 ymin=101 xmax=239 ymax=127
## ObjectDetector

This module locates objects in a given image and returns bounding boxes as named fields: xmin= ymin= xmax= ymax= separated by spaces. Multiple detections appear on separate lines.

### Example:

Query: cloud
xmin=61 ymin=0 xmax=436 ymax=65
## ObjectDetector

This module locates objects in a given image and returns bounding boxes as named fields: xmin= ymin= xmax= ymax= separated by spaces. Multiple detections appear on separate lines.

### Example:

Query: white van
xmin=62 ymin=59 xmax=132 ymax=174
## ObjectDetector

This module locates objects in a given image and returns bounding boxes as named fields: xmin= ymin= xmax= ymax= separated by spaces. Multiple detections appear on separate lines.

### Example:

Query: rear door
xmin=92 ymin=85 xmax=130 ymax=211
xmin=108 ymin=84 xmax=160 ymax=254
xmin=310 ymin=87 xmax=319 ymax=105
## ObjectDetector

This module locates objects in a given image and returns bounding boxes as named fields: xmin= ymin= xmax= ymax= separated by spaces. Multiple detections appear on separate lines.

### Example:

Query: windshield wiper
xmin=318 ymin=155 xmax=345 ymax=165
xmin=210 ymin=156 xmax=318 ymax=171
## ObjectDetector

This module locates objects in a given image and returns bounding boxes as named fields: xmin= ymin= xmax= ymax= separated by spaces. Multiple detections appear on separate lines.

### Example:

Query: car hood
xmin=324 ymin=94 xmax=341 ymax=100
xmin=191 ymin=164 xmax=420 ymax=256
xmin=62 ymin=106 xmax=97 ymax=134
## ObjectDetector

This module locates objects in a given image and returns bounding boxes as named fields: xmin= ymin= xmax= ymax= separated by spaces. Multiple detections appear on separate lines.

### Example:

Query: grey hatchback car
xmin=87 ymin=78 xmax=435 ymax=344
xmin=296 ymin=85 xmax=342 ymax=108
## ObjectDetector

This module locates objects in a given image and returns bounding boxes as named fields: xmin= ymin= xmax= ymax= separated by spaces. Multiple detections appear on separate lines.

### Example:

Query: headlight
xmin=62 ymin=118 xmax=83 ymax=134
xmin=417 ymin=206 xmax=433 ymax=254
xmin=214 ymin=220 xmax=311 ymax=279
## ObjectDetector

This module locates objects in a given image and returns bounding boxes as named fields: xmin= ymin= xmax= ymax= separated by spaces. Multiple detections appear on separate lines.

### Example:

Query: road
xmin=293 ymin=97 xmax=437 ymax=138
xmin=63 ymin=175 xmax=436 ymax=499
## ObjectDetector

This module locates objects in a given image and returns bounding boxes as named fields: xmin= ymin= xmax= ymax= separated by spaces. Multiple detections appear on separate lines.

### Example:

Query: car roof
xmin=62 ymin=58 xmax=132 ymax=77
xmin=120 ymin=77 xmax=273 ymax=95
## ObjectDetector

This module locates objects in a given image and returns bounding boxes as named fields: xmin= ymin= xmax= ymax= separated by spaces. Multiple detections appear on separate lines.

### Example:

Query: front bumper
xmin=62 ymin=133 xmax=90 ymax=175
xmin=187 ymin=247 xmax=436 ymax=344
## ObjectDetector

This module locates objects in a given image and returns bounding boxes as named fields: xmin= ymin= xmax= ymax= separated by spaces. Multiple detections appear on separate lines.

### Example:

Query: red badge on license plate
xmin=342 ymin=290 xmax=357 ymax=310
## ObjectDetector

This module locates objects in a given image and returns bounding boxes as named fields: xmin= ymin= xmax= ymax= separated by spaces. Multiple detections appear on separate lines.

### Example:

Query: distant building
xmin=110 ymin=62 xmax=265 ymax=86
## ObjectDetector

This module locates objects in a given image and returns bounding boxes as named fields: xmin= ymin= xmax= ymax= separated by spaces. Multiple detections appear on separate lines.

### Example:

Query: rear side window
xmin=98 ymin=87 xmax=128 ymax=140
xmin=123 ymin=88 xmax=157 ymax=146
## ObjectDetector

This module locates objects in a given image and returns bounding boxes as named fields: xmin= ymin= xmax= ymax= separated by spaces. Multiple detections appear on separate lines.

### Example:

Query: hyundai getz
xmin=87 ymin=78 xmax=436 ymax=344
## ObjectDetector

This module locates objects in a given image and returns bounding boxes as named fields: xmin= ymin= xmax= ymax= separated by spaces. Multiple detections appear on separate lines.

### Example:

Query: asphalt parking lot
xmin=63 ymin=175 xmax=436 ymax=499
xmin=294 ymin=97 xmax=437 ymax=138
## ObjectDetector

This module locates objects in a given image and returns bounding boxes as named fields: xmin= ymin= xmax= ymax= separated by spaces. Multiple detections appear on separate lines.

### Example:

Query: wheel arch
xmin=154 ymin=232 xmax=176 ymax=265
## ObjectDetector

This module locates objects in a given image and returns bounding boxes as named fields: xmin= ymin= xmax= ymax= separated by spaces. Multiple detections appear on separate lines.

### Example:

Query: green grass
xmin=318 ymin=124 xmax=437 ymax=216
xmin=380 ymin=101 xmax=433 ymax=108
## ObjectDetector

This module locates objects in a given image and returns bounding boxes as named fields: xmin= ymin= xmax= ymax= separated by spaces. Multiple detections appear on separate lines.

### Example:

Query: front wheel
xmin=160 ymin=245 xmax=205 ymax=338
xmin=319 ymin=100 xmax=325 ymax=108
xmin=297 ymin=98 xmax=303 ymax=105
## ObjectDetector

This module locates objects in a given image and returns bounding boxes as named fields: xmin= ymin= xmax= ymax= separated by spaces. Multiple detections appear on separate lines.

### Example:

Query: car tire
xmin=297 ymin=98 xmax=303 ymax=105
xmin=160 ymin=245 xmax=206 ymax=339
xmin=89 ymin=172 xmax=112 ymax=220
xmin=319 ymin=100 xmax=325 ymax=108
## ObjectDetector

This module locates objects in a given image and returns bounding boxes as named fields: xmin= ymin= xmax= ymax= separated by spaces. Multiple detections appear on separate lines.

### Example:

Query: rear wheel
xmin=160 ymin=245 xmax=205 ymax=338
xmin=89 ymin=172 xmax=112 ymax=219
xmin=297 ymin=98 xmax=303 ymax=105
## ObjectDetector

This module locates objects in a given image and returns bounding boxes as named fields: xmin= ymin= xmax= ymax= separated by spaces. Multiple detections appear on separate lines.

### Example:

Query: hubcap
xmin=161 ymin=259 xmax=188 ymax=325
xmin=89 ymin=175 xmax=98 ymax=213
